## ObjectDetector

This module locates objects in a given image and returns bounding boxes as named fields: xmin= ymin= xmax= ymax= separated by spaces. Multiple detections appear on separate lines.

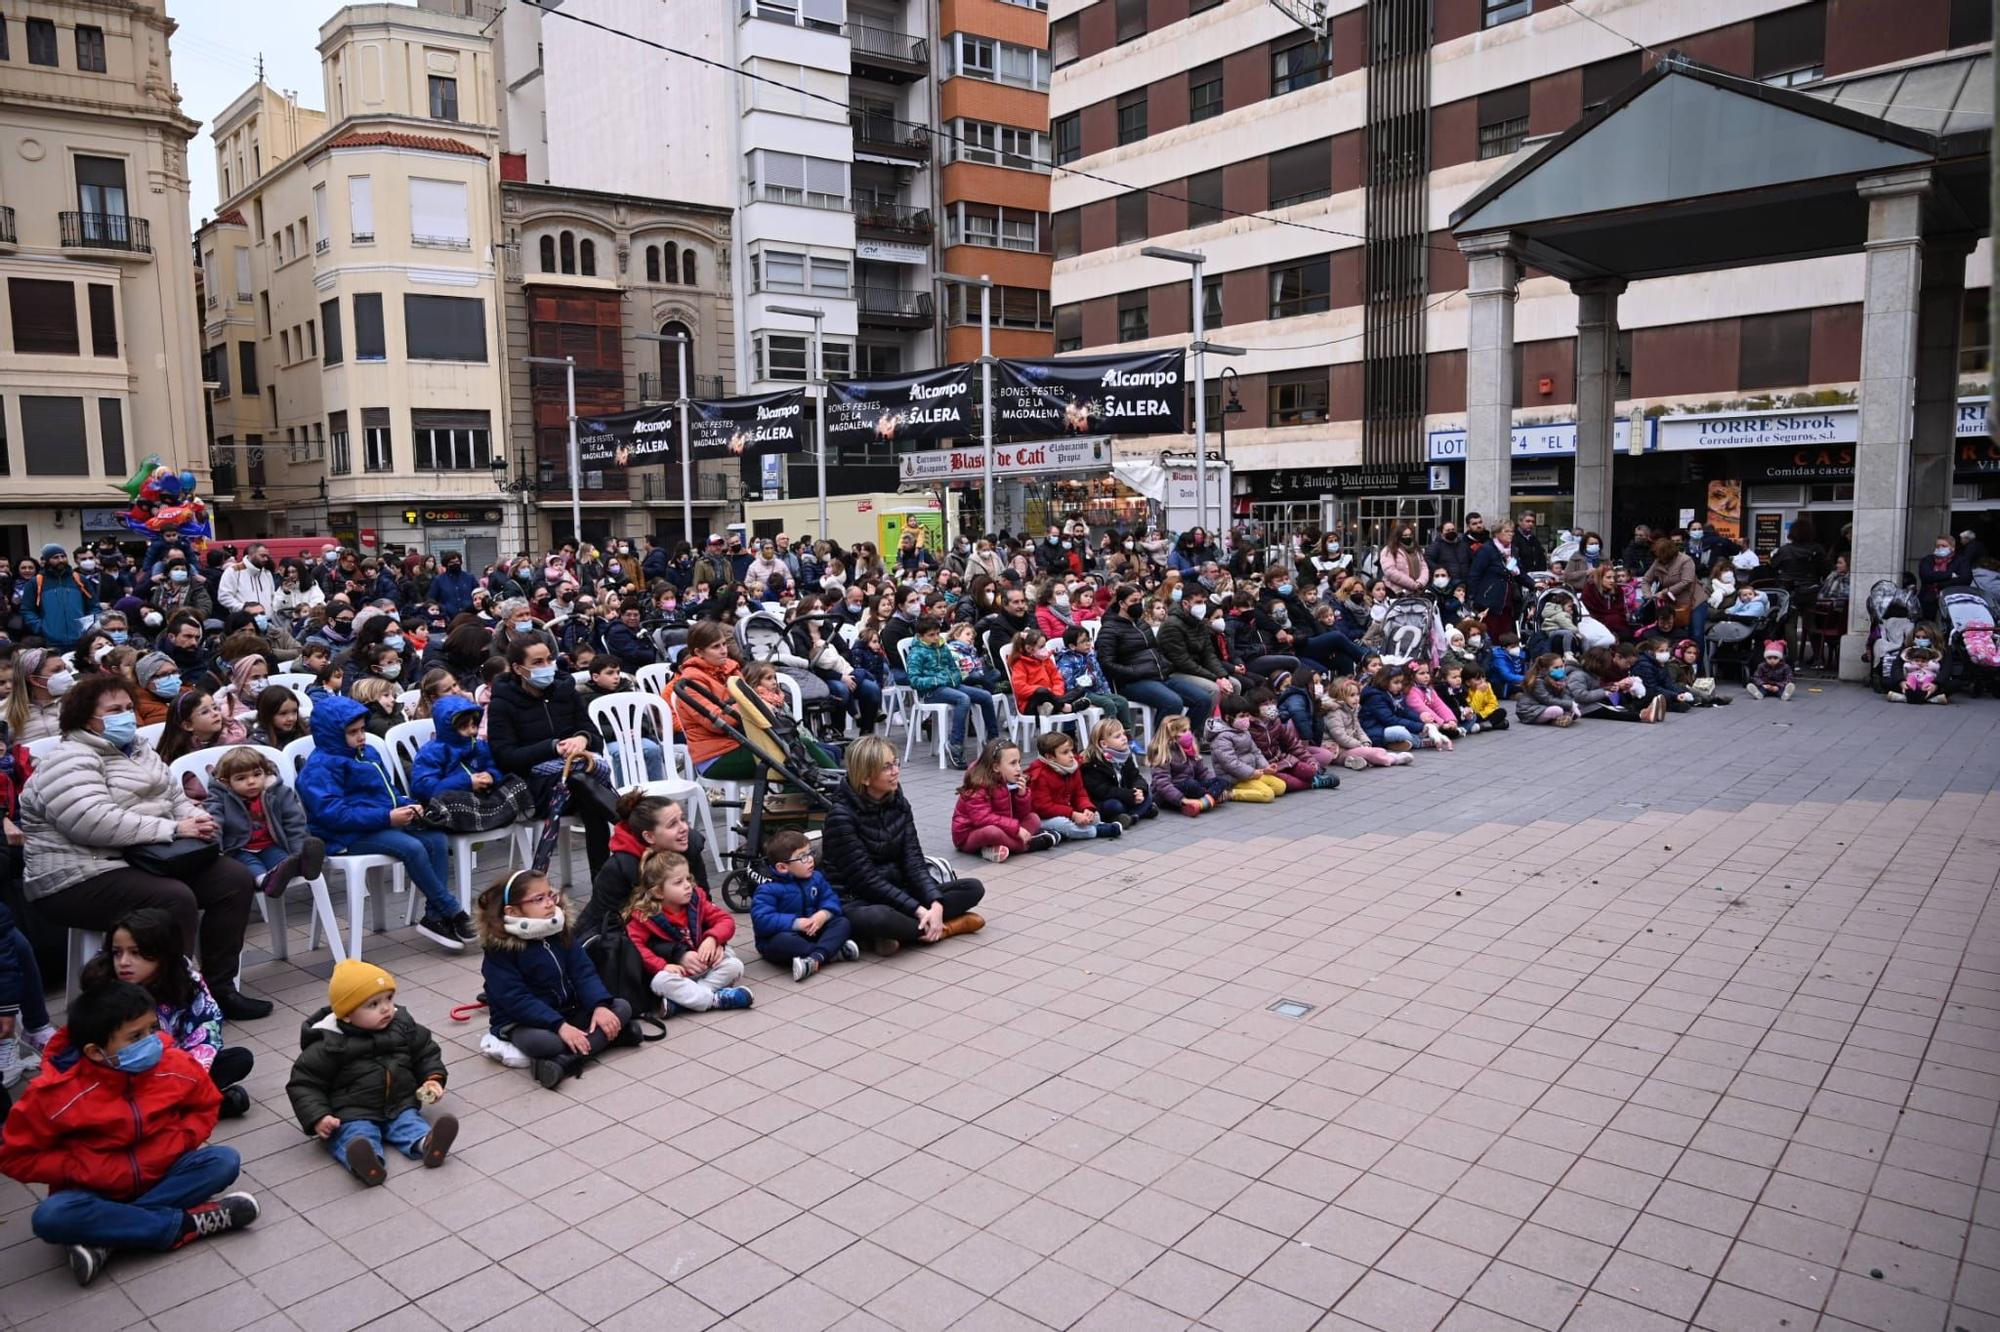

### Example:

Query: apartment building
xmin=0 ymin=0 xmax=204 ymax=558
xmin=1049 ymin=0 xmax=1993 ymax=548
xmin=199 ymin=4 xmax=509 ymax=562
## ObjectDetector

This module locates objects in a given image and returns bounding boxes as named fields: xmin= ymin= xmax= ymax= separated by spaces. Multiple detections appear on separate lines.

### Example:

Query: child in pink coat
xmin=950 ymin=740 xmax=1058 ymax=862
xmin=1404 ymin=661 xmax=1462 ymax=737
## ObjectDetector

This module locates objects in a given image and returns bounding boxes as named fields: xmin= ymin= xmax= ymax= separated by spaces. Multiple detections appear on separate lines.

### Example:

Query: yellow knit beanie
xmin=328 ymin=960 xmax=396 ymax=1020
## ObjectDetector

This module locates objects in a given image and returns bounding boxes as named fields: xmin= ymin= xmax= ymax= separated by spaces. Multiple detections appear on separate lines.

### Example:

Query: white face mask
xmin=1469 ymin=636 xmax=1484 ymax=648
xmin=1936 ymin=546 xmax=1954 ymax=559
xmin=502 ymin=909 xmax=564 ymax=940
xmin=1258 ymin=705 xmax=1278 ymax=719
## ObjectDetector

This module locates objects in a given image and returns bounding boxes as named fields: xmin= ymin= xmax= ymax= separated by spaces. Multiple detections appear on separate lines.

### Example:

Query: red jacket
xmin=1026 ymin=760 xmax=1093 ymax=820
xmin=1009 ymin=651 xmax=1067 ymax=710
xmin=951 ymin=781 xmax=1041 ymax=849
xmin=625 ymin=886 xmax=735 ymax=974
xmin=0 ymin=1046 xmax=220 ymax=1200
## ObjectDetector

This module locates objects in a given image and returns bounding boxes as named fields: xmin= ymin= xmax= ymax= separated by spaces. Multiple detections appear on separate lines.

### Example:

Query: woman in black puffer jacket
xmin=485 ymin=633 xmax=613 ymax=876
xmin=821 ymin=736 xmax=983 ymax=955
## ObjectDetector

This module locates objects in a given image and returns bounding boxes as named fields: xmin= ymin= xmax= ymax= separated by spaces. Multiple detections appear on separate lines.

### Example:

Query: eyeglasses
xmin=516 ymin=891 xmax=559 ymax=908
xmin=778 ymin=851 xmax=816 ymax=865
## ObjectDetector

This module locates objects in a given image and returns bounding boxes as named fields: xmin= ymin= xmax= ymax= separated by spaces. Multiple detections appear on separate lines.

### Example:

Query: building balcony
xmin=637 ymin=470 xmax=746 ymax=503
xmin=857 ymin=285 xmax=934 ymax=329
xmin=537 ymin=468 xmax=628 ymax=498
xmin=850 ymin=115 xmax=930 ymax=164
xmin=637 ymin=371 xmax=727 ymax=403
xmin=60 ymin=211 xmax=151 ymax=257
xmin=0 ymin=206 xmax=15 ymax=250
xmin=849 ymin=23 xmax=928 ymax=83
xmin=853 ymin=198 xmax=933 ymax=239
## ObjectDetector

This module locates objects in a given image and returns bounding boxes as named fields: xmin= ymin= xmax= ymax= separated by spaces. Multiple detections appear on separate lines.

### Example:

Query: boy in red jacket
xmin=0 ymin=981 xmax=259 ymax=1286
xmin=1025 ymin=732 xmax=1121 ymax=842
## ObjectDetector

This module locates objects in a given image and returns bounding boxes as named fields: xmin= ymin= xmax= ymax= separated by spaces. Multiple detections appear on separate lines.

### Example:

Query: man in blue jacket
xmin=22 ymin=544 xmax=95 ymax=650
xmin=429 ymin=553 xmax=478 ymax=618
xmin=640 ymin=535 xmax=669 ymax=585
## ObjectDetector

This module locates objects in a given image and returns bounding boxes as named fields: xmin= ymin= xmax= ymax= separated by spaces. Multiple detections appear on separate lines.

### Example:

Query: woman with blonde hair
xmin=821 ymin=735 xmax=984 ymax=954
xmin=5 ymin=646 xmax=69 ymax=743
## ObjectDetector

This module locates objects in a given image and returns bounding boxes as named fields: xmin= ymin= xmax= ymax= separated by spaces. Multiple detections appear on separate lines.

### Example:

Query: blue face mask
xmin=1169 ymin=587 xmax=1183 ymax=602
xmin=1550 ymin=667 xmax=1568 ymax=680
xmin=382 ymin=635 xmax=405 ymax=651
xmin=153 ymin=675 xmax=182 ymax=699
xmin=514 ymin=620 xmax=534 ymax=634
xmin=100 ymin=710 xmax=138 ymax=748
xmin=109 ymin=630 xmax=128 ymax=645
xmin=252 ymin=614 xmax=269 ymax=630
xmin=110 ymin=1031 xmax=163 ymax=1074
xmin=1277 ymin=583 xmax=1296 ymax=597
xmin=169 ymin=568 xmax=189 ymax=583
xmin=528 ymin=664 xmax=558 ymax=688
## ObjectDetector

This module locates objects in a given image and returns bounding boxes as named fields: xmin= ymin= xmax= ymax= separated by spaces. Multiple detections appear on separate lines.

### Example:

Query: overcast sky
xmin=171 ymin=1 xmax=330 ymax=225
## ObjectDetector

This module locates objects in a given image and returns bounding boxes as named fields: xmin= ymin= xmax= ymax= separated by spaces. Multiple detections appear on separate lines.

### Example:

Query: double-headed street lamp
xmin=635 ymin=328 xmax=697 ymax=545
xmin=935 ymin=273 xmax=994 ymax=534
xmin=767 ymin=304 xmax=827 ymax=539
xmin=1140 ymin=246 xmax=1243 ymax=542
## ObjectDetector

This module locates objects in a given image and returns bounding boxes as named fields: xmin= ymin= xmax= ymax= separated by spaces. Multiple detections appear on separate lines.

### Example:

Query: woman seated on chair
xmin=17 ymin=672 xmax=272 ymax=1020
xmin=225 ymin=655 xmax=270 ymax=721
xmin=577 ymin=792 xmax=709 ymax=942
xmin=670 ymin=621 xmax=755 ymax=780
xmin=157 ymin=687 xmax=250 ymax=797
xmin=4 ymin=647 xmax=68 ymax=744
xmin=821 ymin=736 xmax=984 ymax=957
xmin=484 ymin=632 xmax=616 ymax=880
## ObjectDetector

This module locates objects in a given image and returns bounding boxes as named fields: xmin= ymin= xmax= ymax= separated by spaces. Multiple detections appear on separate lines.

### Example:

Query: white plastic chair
xmin=774 ymin=674 xmax=805 ymax=722
xmin=635 ymin=663 xmax=674 ymax=696
xmin=586 ymin=692 xmax=719 ymax=874
xmin=268 ymin=673 xmax=316 ymax=695
xmin=998 ymin=643 xmax=1096 ymax=751
xmin=24 ymin=736 xmax=59 ymax=766
xmin=282 ymin=736 xmax=406 ymax=960
xmin=396 ymin=689 xmax=420 ymax=718
xmin=63 ymin=927 xmax=104 ymax=1007
xmin=136 ymin=721 xmax=166 ymax=749
xmin=168 ymin=745 xmax=342 ymax=966
xmin=385 ymin=719 xmax=529 ymax=917
xmin=893 ymin=638 xmax=954 ymax=768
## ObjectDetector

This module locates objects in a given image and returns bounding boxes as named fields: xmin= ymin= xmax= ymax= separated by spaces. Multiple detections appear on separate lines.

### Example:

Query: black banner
xmin=575 ymin=391 xmax=808 ymax=467
xmin=827 ymin=365 xmax=974 ymax=449
xmin=993 ymin=350 xmax=1185 ymax=440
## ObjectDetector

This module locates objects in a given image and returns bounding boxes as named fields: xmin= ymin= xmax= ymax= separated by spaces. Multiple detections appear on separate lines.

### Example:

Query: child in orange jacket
xmin=1024 ymin=732 xmax=1121 ymax=842
xmin=1008 ymin=628 xmax=1094 ymax=718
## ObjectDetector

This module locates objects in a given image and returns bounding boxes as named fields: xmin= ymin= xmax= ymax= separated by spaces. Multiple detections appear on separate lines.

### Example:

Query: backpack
xmin=581 ymin=925 xmax=668 ymax=1039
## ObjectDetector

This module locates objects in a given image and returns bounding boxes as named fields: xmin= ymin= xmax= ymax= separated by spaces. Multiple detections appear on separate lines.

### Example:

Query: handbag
xmin=124 ymin=838 xmax=221 ymax=880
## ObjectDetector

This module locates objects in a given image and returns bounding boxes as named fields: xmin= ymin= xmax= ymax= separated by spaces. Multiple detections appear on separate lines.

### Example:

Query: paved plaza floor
xmin=5 ymin=680 xmax=2000 ymax=1331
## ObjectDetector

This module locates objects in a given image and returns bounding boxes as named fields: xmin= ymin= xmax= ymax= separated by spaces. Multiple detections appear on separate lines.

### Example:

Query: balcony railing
xmin=637 ymin=371 xmax=727 ymax=402
xmin=853 ymin=198 xmax=933 ymax=237
xmin=850 ymin=115 xmax=930 ymax=162
xmin=61 ymin=211 xmax=151 ymax=254
xmin=747 ymin=182 xmax=851 ymax=212
xmin=637 ymin=470 xmax=746 ymax=503
xmin=857 ymin=286 xmax=935 ymax=326
xmin=849 ymin=23 xmax=928 ymax=81
xmin=0 ymin=206 xmax=14 ymax=245
xmin=537 ymin=469 xmax=629 ymax=497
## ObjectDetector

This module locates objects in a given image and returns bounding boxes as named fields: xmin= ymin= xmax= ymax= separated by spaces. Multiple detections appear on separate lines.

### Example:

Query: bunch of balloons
xmin=117 ymin=454 xmax=213 ymax=542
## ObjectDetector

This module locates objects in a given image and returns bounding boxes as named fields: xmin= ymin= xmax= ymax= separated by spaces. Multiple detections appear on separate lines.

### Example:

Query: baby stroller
xmin=672 ymin=674 xmax=845 ymax=913
xmin=1866 ymin=578 xmax=1919 ymax=693
xmin=736 ymin=608 xmax=844 ymax=741
xmin=1523 ymin=586 xmax=1582 ymax=661
xmin=1378 ymin=596 xmax=1442 ymax=668
xmin=1940 ymin=588 xmax=2000 ymax=697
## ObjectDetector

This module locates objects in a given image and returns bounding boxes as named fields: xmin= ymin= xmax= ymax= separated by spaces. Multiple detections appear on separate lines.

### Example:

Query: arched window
xmin=538 ymin=234 xmax=556 ymax=272
xmin=664 ymin=242 xmax=679 ymax=284
xmin=645 ymin=245 xmax=660 ymax=283
xmin=682 ymin=248 xmax=697 ymax=286
xmin=659 ymin=320 xmax=692 ymax=400
xmin=579 ymin=239 xmax=596 ymax=276
xmin=559 ymin=229 xmax=575 ymax=274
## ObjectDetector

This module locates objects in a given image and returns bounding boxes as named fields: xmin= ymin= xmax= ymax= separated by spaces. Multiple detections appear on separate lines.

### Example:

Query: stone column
xmin=1841 ymin=170 xmax=1930 ymax=680
xmin=1571 ymin=277 xmax=1626 ymax=543
xmin=1460 ymin=232 xmax=1521 ymax=530
xmin=1909 ymin=235 xmax=1972 ymax=565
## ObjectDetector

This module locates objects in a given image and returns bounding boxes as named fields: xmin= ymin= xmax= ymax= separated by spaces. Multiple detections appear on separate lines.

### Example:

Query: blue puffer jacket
xmin=408 ymin=696 xmax=500 ymax=801
xmin=750 ymin=869 xmax=847 ymax=946
xmin=480 ymin=929 xmax=613 ymax=1033
xmin=23 ymin=572 xmax=93 ymax=649
xmin=295 ymin=694 xmax=410 ymax=852
xmin=1357 ymin=685 xmax=1427 ymax=745
xmin=1483 ymin=644 xmax=1525 ymax=697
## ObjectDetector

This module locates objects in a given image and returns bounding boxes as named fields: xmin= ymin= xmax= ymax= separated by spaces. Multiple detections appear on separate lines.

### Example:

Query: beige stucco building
xmin=0 ymin=0 xmax=204 ymax=558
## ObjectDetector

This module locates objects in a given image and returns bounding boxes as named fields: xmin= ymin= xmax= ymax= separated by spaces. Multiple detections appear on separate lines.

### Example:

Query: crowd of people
xmin=0 ymin=506 xmax=1979 ymax=1286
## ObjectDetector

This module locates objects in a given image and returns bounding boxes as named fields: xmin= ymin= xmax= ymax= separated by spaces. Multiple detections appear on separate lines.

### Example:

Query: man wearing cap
xmin=23 ymin=545 xmax=95 ymax=651
xmin=692 ymin=536 xmax=730 ymax=591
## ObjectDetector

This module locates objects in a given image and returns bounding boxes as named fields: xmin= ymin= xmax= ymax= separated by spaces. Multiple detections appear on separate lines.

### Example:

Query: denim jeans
xmin=825 ymin=675 xmax=881 ymax=730
xmin=5 ymin=928 xmax=48 ymax=1030
xmin=920 ymin=684 xmax=997 ymax=751
xmin=229 ymin=846 xmax=289 ymax=878
xmin=1042 ymin=815 xmax=1108 ymax=839
xmin=754 ymin=913 xmax=854 ymax=964
xmin=1379 ymin=725 xmax=1416 ymax=745
xmin=607 ymin=738 xmax=666 ymax=781
xmin=32 ymin=1145 xmax=240 ymax=1252
xmin=1117 ymin=678 xmax=1188 ymax=720
xmin=328 ymin=1108 xmax=432 ymax=1168
xmin=1299 ymin=629 xmax=1366 ymax=674
xmin=342 ymin=826 xmax=459 ymax=917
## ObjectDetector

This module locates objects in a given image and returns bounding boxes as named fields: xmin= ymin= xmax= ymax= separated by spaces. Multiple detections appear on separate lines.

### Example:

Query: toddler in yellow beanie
xmin=283 ymin=960 xmax=456 ymax=1187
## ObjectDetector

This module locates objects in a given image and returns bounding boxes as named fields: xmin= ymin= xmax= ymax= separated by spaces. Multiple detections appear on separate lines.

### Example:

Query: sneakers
xmin=416 ymin=913 xmax=467 ymax=952
xmin=343 ymin=1138 xmax=387 ymax=1187
xmin=1036 ymin=701 xmax=1055 ymax=717
xmin=1342 ymin=753 xmax=1368 ymax=771
xmin=421 ymin=1114 xmax=458 ymax=1168
xmin=211 ymin=985 xmax=273 ymax=1022
xmin=218 ymin=1085 xmax=251 ymax=1119
xmin=260 ymin=837 xmax=327 ymax=896
xmin=450 ymin=912 xmax=479 ymax=944
xmin=1311 ymin=770 xmax=1342 ymax=790
xmin=24 ymin=1024 xmax=55 ymax=1053
xmin=980 ymin=845 xmax=1011 ymax=863
xmin=1114 ymin=813 xmax=1137 ymax=830
xmin=1887 ymin=691 xmax=1906 ymax=702
xmin=948 ymin=748 xmax=967 ymax=770
xmin=1025 ymin=830 xmax=1061 ymax=851
xmin=1930 ymin=692 xmax=1950 ymax=704
xmin=67 ymin=1245 xmax=110 ymax=1286
xmin=533 ymin=1057 xmax=568 ymax=1090
xmin=480 ymin=1032 xmax=530 ymax=1068
xmin=1180 ymin=798 xmax=1204 ymax=817
xmin=178 ymin=1192 xmax=260 ymax=1245
xmin=939 ymin=912 xmax=985 ymax=939
xmin=1781 ymin=682 xmax=1796 ymax=701
xmin=1094 ymin=820 xmax=1122 ymax=839
xmin=792 ymin=956 xmax=820 ymax=982
xmin=1385 ymin=740 xmax=1413 ymax=753
xmin=1393 ymin=753 xmax=1416 ymax=766
xmin=840 ymin=939 xmax=861 ymax=962
xmin=714 ymin=987 xmax=755 ymax=1010
xmin=1744 ymin=681 xmax=1761 ymax=699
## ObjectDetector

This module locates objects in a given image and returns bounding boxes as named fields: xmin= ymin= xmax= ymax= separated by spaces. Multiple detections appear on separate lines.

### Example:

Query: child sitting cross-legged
xmin=952 ymin=739 xmax=1059 ymax=862
xmin=285 ymin=960 xmax=455 ymax=1187
xmin=1081 ymin=718 xmax=1155 ymax=827
xmin=1458 ymin=664 xmax=1510 ymax=731
xmin=1747 ymin=640 xmax=1797 ymax=701
xmin=751 ymin=828 xmax=862 ymax=981
xmin=1026 ymin=730 xmax=1123 ymax=839
xmin=1322 ymin=676 xmax=1414 ymax=769
xmin=1205 ymin=694 xmax=1294 ymax=801
xmin=1515 ymin=654 xmax=1583 ymax=726
xmin=1244 ymin=687 xmax=1339 ymax=790
xmin=1147 ymin=713 xmax=1230 ymax=816
xmin=626 ymin=849 xmax=754 ymax=1012
xmin=477 ymin=869 xmax=634 ymax=1089
xmin=0 ymin=981 xmax=260 ymax=1287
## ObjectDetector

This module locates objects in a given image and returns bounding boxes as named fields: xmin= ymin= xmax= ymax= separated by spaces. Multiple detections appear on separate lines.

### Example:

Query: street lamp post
xmin=524 ymin=354 xmax=581 ymax=549
xmin=768 ymin=305 xmax=828 ymax=540
xmin=1141 ymin=246 xmax=1210 ymax=538
xmin=936 ymin=273 xmax=995 ymax=534
xmin=636 ymin=329 xmax=697 ymax=546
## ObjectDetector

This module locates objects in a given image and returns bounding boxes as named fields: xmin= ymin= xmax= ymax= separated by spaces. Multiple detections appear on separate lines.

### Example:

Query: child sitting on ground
xmin=1458 ymin=664 xmax=1510 ymax=731
xmin=1147 ymin=713 xmax=1229 ymax=815
xmin=0 ymin=981 xmax=259 ymax=1287
xmin=407 ymin=696 xmax=537 ymax=831
xmin=751 ymin=828 xmax=862 ymax=980
xmin=69 ymin=910 xmax=254 ymax=1119
xmin=952 ymin=739 xmax=1057 ymax=861
xmin=1435 ymin=663 xmax=1484 ymax=735
xmin=477 ymin=869 xmax=633 ymax=1087
xmin=1056 ymin=625 xmax=1134 ymax=731
xmin=1891 ymin=637 xmax=1947 ymax=703
xmin=204 ymin=746 xmax=324 ymax=898
xmin=1205 ymin=694 xmax=1294 ymax=800
xmin=1747 ymin=640 xmax=1796 ymax=701
xmin=1667 ymin=638 xmax=1728 ymax=706
xmin=285 ymin=960 xmax=454 ymax=1187
xmin=626 ymin=849 xmax=753 ymax=1012
xmin=945 ymin=621 xmax=1005 ymax=692
xmin=1082 ymin=719 xmax=1156 ymax=826
xmin=1027 ymin=731 xmax=1123 ymax=838
xmin=1244 ymin=687 xmax=1338 ymax=789
xmin=1484 ymin=632 xmax=1526 ymax=698
xmin=1323 ymin=677 xmax=1414 ymax=768
xmin=1515 ymin=654 xmax=1583 ymax=726
xmin=1404 ymin=662 xmax=1462 ymax=739
xmin=1359 ymin=667 xmax=1447 ymax=752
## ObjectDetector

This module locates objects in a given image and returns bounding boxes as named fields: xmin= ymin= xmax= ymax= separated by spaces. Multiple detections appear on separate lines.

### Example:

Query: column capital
xmin=1856 ymin=167 xmax=1933 ymax=202
xmin=1456 ymin=230 xmax=1522 ymax=259
xmin=1570 ymin=276 xmax=1628 ymax=299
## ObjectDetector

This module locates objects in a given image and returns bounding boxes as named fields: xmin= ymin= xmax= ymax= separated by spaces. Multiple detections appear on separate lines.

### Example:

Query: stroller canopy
xmin=1941 ymin=587 xmax=1997 ymax=631
xmin=1379 ymin=596 xmax=1441 ymax=666
xmin=1867 ymin=579 xmax=1917 ymax=626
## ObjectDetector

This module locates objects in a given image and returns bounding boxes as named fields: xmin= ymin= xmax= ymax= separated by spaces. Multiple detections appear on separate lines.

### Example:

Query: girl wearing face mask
xmin=1632 ymin=638 xmax=1696 ymax=711
xmin=1007 ymin=628 xmax=1093 ymax=719
xmin=1034 ymin=582 xmax=1078 ymax=639
xmin=1379 ymin=527 xmax=1430 ymax=596
xmin=1515 ymin=654 xmax=1582 ymax=727
xmin=476 ymin=869 xmax=633 ymax=1085
xmin=5 ymin=646 xmax=69 ymax=742
xmin=1145 ymin=714 xmax=1230 ymax=816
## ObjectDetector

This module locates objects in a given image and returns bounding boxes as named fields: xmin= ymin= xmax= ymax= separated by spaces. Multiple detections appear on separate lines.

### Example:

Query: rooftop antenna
xmin=256 ymin=52 xmax=265 ymax=83
xmin=1267 ymin=0 xmax=1328 ymax=39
